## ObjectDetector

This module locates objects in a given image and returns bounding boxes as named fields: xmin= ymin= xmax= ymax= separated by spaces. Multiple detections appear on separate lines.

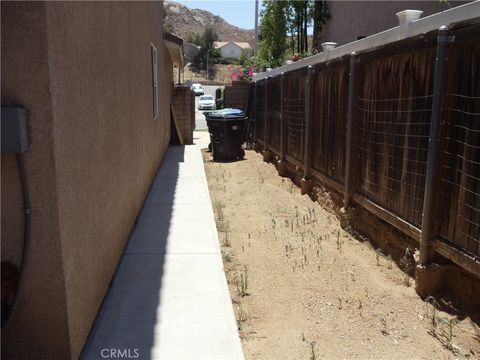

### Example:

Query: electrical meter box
xmin=1 ymin=107 xmax=29 ymax=154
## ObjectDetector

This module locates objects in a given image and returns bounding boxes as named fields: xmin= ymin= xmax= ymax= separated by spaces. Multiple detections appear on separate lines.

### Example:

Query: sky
xmin=174 ymin=0 xmax=263 ymax=30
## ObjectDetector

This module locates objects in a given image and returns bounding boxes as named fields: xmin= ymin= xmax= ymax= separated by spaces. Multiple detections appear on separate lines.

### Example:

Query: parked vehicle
xmin=191 ymin=83 xmax=204 ymax=96
xmin=198 ymin=95 xmax=216 ymax=110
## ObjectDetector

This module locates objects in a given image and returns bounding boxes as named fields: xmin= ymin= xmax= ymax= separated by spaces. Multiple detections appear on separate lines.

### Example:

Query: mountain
xmin=164 ymin=1 xmax=254 ymax=44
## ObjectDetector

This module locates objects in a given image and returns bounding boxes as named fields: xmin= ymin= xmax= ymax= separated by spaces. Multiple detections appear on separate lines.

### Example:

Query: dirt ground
xmin=182 ymin=64 xmax=232 ymax=85
xmin=202 ymin=148 xmax=480 ymax=360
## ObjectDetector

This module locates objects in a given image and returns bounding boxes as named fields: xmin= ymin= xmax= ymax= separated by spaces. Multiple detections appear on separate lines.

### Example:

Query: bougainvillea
xmin=228 ymin=64 xmax=255 ymax=81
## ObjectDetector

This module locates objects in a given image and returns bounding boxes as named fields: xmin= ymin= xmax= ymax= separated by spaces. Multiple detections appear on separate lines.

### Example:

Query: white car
xmin=191 ymin=83 xmax=204 ymax=96
xmin=198 ymin=95 xmax=216 ymax=110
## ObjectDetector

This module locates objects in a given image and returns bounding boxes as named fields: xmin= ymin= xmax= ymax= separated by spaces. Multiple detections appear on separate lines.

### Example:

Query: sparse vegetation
xmin=203 ymin=148 xmax=480 ymax=359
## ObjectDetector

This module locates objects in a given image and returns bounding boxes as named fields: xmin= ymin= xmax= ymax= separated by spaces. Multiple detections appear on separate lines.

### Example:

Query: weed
xmin=224 ymin=232 xmax=230 ymax=247
xmin=357 ymin=299 xmax=363 ymax=309
xmin=438 ymin=317 xmax=458 ymax=349
xmin=236 ymin=307 xmax=248 ymax=330
xmin=235 ymin=265 xmax=249 ymax=297
xmin=309 ymin=341 xmax=317 ymax=360
xmin=301 ymin=332 xmax=305 ymax=341
xmin=214 ymin=201 xmax=224 ymax=221
xmin=387 ymin=255 xmax=393 ymax=269
xmin=425 ymin=296 xmax=439 ymax=332
xmin=221 ymin=250 xmax=232 ymax=262
xmin=400 ymin=247 xmax=413 ymax=286
xmin=380 ymin=316 xmax=389 ymax=335
xmin=336 ymin=230 xmax=343 ymax=252
xmin=375 ymin=248 xmax=383 ymax=266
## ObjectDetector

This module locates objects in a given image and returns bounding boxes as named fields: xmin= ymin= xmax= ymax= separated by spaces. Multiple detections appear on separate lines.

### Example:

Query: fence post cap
xmin=439 ymin=25 xmax=448 ymax=32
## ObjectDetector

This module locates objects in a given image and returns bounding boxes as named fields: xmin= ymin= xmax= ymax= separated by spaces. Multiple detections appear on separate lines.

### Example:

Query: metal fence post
xmin=344 ymin=52 xmax=356 ymax=209
xmin=264 ymin=76 xmax=269 ymax=150
xmin=253 ymin=81 xmax=258 ymax=144
xmin=419 ymin=26 xmax=449 ymax=265
xmin=280 ymin=72 xmax=285 ymax=161
xmin=303 ymin=65 xmax=314 ymax=179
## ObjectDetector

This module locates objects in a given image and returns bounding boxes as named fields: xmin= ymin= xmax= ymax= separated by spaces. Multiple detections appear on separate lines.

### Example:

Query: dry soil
xmin=203 ymin=148 xmax=480 ymax=360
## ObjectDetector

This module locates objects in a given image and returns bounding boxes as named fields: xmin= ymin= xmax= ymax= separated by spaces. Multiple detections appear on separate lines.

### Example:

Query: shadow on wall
xmin=80 ymin=146 xmax=185 ymax=360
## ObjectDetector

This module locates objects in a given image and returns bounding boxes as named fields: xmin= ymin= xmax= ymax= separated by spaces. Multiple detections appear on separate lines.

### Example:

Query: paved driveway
xmin=195 ymin=85 xmax=224 ymax=129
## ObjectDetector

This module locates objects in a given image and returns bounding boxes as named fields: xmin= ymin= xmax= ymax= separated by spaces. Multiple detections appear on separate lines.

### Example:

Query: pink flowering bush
xmin=228 ymin=64 xmax=255 ymax=81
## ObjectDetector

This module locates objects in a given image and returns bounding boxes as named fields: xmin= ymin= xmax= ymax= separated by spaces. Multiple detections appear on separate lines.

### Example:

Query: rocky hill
xmin=164 ymin=1 xmax=254 ymax=44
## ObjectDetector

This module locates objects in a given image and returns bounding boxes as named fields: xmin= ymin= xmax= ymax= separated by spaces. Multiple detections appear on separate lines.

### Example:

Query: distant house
xmin=214 ymin=41 xmax=251 ymax=59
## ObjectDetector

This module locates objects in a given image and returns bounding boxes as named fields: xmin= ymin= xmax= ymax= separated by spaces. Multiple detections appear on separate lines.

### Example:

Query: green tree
xmin=259 ymin=0 xmax=288 ymax=68
xmin=312 ymin=0 xmax=330 ymax=52
xmin=187 ymin=26 xmax=218 ymax=68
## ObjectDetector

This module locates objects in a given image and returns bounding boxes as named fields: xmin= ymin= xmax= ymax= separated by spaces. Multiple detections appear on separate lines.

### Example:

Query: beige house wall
xmin=1 ymin=2 xmax=170 ymax=359
xmin=322 ymin=1 xmax=469 ymax=46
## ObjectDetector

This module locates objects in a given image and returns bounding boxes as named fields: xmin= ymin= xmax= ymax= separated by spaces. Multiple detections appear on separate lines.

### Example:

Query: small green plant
xmin=221 ymin=249 xmax=232 ymax=262
xmin=309 ymin=341 xmax=317 ymax=360
xmin=425 ymin=295 xmax=439 ymax=332
xmin=236 ymin=307 xmax=248 ymax=330
xmin=380 ymin=316 xmax=389 ymax=335
xmin=224 ymin=231 xmax=230 ymax=247
xmin=214 ymin=201 xmax=225 ymax=221
xmin=386 ymin=255 xmax=393 ymax=269
xmin=336 ymin=230 xmax=343 ymax=252
xmin=375 ymin=248 xmax=383 ymax=266
xmin=400 ymin=247 xmax=413 ymax=286
xmin=438 ymin=317 xmax=458 ymax=349
xmin=235 ymin=265 xmax=249 ymax=297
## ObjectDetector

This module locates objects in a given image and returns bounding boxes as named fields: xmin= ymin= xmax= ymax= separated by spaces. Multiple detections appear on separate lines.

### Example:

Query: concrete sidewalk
xmin=82 ymin=132 xmax=244 ymax=360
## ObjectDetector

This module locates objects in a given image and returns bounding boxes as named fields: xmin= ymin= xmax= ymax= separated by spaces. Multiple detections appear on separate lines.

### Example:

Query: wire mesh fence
xmin=267 ymin=76 xmax=282 ymax=152
xmin=253 ymin=23 xmax=480 ymax=262
xmin=284 ymin=69 xmax=306 ymax=163
xmin=357 ymin=48 xmax=436 ymax=227
xmin=255 ymin=79 xmax=266 ymax=142
xmin=438 ymin=37 xmax=480 ymax=258
xmin=311 ymin=61 xmax=349 ymax=184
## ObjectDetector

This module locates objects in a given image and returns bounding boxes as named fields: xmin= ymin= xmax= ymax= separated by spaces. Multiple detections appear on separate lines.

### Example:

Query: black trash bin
xmin=205 ymin=108 xmax=246 ymax=161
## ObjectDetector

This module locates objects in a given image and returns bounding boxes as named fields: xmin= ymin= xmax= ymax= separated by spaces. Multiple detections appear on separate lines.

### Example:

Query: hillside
xmin=164 ymin=1 xmax=254 ymax=44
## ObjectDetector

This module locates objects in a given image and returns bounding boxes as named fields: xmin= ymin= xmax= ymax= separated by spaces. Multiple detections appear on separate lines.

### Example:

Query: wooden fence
xmin=253 ymin=22 xmax=480 ymax=278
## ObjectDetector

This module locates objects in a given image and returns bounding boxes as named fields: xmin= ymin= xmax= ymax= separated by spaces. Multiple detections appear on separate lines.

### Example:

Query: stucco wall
xmin=1 ymin=2 xmax=170 ymax=359
xmin=1 ymin=2 xmax=71 ymax=359
xmin=322 ymin=1 xmax=469 ymax=45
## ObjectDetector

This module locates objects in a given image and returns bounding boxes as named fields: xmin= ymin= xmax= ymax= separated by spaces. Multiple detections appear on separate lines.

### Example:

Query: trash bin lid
xmin=206 ymin=108 xmax=245 ymax=119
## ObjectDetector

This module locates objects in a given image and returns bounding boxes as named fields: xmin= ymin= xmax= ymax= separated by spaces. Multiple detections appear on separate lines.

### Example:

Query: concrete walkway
xmin=82 ymin=132 xmax=244 ymax=360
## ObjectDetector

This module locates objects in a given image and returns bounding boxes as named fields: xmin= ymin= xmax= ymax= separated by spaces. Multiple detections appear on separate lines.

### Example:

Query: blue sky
xmin=174 ymin=0 xmax=263 ymax=30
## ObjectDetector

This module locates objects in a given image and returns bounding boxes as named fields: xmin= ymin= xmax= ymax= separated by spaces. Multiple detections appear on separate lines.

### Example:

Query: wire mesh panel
xmin=439 ymin=36 xmax=480 ymax=258
xmin=284 ymin=68 xmax=307 ymax=163
xmin=311 ymin=60 xmax=349 ymax=184
xmin=357 ymin=48 xmax=436 ymax=227
xmin=255 ymin=79 xmax=266 ymax=142
xmin=267 ymin=75 xmax=282 ymax=152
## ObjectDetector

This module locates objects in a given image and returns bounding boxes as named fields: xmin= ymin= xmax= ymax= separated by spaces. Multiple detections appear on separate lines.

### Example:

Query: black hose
xmin=1 ymin=153 xmax=31 ymax=329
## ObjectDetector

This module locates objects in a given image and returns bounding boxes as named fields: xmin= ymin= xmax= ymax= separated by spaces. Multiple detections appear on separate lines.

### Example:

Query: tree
xmin=258 ymin=0 xmax=288 ymax=68
xmin=187 ymin=26 xmax=218 ymax=68
xmin=312 ymin=0 xmax=330 ymax=52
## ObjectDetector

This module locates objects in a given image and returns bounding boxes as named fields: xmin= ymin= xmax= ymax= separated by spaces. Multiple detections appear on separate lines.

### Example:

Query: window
xmin=151 ymin=44 xmax=158 ymax=119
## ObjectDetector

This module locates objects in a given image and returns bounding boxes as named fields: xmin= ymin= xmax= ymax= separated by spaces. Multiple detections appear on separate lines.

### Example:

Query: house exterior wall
xmin=1 ymin=2 xmax=170 ymax=359
xmin=321 ymin=0 xmax=469 ymax=45
xmin=220 ymin=43 xmax=243 ymax=59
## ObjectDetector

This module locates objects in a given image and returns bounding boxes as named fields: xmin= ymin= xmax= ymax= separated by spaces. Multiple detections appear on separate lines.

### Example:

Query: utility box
xmin=1 ymin=107 xmax=29 ymax=154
